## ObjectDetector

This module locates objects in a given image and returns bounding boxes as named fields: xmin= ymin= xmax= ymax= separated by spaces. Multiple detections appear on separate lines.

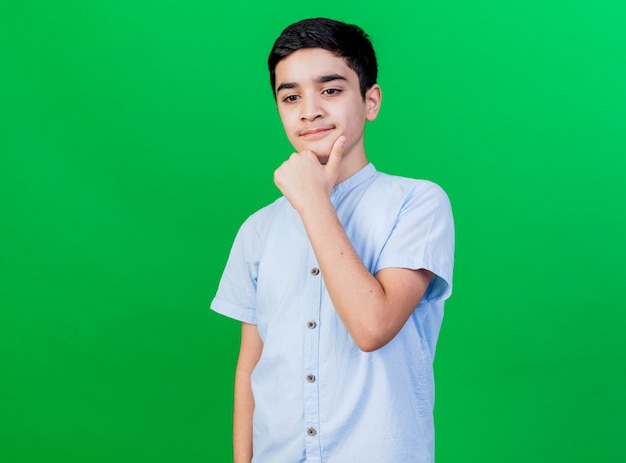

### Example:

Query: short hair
xmin=268 ymin=18 xmax=378 ymax=99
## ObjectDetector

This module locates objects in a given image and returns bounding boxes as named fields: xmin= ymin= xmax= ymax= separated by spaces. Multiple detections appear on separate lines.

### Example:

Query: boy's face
xmin=274 ymin=48 xmax=380 ymax=164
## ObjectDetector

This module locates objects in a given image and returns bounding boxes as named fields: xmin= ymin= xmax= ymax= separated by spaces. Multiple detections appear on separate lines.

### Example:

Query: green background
xmin=1 ymin=0 xmax=624 ymax=461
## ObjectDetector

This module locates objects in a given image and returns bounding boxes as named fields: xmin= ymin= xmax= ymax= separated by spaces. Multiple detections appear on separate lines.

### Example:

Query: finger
xmin=325 ymin=136 xmax=346 ymax=176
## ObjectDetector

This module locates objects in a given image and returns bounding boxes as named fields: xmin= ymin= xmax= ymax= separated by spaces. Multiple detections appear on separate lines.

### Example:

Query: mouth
xmin=300 ymin=126 xmax=334 ymax=137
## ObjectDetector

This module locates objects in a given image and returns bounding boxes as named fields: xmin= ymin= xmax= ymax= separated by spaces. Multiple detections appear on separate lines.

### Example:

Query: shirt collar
xmin=332 ymin=163 xmax=377 ymax=196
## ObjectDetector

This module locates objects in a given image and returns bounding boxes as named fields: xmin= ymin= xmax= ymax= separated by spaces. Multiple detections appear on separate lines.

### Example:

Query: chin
xmin=306 ymin=140 xmax=334 ymax=158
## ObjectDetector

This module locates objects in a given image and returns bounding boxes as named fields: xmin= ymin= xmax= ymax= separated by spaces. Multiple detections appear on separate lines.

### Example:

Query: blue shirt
xmin=211 ymin=164 xmax=454 ymax=463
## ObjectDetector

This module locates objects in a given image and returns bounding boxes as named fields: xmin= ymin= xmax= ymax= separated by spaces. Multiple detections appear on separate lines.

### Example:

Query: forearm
xmin=233 ymin=323 xmax=263 ymax=463
xmin=233 ymin=366 xmax=254 ymax=463
xmin=300 ymin=198 xmax=411 ymax=351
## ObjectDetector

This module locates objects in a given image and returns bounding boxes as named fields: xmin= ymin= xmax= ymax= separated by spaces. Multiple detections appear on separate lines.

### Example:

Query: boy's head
xmin=268 ymin=18 xmax=378 ymax=99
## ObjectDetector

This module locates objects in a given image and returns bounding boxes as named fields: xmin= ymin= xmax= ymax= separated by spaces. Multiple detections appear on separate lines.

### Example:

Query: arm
xmin=302 ymin=207 xmax=433 ymax=352
xmin=274 ymin=137 xmax=433 ymax=352
xmin=233 ymin=322 xmax=263 ymax=463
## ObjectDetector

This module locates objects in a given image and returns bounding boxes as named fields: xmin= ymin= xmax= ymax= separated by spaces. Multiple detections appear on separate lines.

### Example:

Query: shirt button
xmin=307 ymin=427 xmax=317 ymax=436
xmin=306 ymin=320 xmax=316 ymax=329
xmin=306 ymin=374 xmax=316 ymax=383
xmin=311 ymin=267 xmax=320 ymax=276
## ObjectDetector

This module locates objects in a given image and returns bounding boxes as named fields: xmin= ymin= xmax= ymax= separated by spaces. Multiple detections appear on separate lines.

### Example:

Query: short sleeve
xmin=375 ymin=182 xmax=454 ymax=302
xmin=210 ymin=218 xmax=260 ymax=325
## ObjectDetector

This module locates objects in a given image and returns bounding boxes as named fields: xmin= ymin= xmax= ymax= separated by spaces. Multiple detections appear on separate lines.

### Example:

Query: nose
xmin=300 ymin=94 xmax=324 ymax=122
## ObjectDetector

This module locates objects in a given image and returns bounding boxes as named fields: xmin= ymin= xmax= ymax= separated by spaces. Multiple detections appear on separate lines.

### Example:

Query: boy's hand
xmin=274 ymin=136 xmax=346 ymax=212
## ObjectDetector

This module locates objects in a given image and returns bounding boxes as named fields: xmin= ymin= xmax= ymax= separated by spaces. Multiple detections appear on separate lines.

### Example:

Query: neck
xmin=335 ymin=140 xmax=368 ymax=184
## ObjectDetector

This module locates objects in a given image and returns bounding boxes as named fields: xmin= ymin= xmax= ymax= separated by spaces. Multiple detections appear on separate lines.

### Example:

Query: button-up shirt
xmin=211 ymin=164 xmax=454 ymax=463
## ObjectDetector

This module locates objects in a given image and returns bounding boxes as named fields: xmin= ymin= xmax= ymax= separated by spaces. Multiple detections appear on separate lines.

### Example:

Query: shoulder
xmin=376 ymin=171 xmax=447 ymax=193
xmin=236 ymin=196 xmax=292 ymax=243
xmin=370 ymin=171 xmax=451 ymax=211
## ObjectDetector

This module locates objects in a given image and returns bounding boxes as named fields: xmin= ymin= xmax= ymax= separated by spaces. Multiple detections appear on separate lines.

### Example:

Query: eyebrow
xmin=276 ymin=73 xmax=348 ymax=94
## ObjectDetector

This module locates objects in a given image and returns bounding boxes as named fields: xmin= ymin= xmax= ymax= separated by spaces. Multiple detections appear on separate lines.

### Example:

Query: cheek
xmin=280 ymin=113 xmax=299 ymax=135
xmin=342 ymin=106 xmax=364 ymax=131
xmin=342 ymin=117 xmax=362 ymax=140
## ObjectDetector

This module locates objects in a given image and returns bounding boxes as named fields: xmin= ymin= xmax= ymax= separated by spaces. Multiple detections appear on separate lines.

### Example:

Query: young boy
xmin=211 ymin=18 xmax=454 ymax=463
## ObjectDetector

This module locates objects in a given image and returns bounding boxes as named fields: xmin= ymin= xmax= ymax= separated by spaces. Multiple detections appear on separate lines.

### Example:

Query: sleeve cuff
xmin=210 ymin=298 xmax=257 ymax=325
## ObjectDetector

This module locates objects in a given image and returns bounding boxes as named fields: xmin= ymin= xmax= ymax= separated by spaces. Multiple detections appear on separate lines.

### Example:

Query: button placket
xmin=303 ymin=258 xmax=322 ymax=459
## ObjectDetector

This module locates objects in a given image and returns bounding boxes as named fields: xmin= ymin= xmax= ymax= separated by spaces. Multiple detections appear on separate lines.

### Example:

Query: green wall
xmin=1 ymin=1 xmax=624 ymax=461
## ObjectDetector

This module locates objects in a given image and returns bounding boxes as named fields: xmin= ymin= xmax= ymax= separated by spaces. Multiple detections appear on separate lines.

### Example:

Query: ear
xmin=365 ymin=84 xmax=382 ymax=121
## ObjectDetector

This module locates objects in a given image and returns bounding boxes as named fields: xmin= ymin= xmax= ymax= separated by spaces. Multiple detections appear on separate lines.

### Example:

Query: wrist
xmin=296 ymin=194 xmax=334 ymax=219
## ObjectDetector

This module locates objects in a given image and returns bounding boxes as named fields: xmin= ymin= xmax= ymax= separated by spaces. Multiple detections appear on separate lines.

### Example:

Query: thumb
xmin=325 ymin=135 xmax=346 ymax=178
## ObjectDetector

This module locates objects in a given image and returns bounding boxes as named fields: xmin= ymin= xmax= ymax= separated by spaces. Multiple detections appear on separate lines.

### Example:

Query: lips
xmin=301 ymin=127 xmax=334 ymax=137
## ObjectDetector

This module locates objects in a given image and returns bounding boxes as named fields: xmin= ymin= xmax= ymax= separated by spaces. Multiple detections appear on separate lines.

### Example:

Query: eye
xmin=323 ymin=88 xmax=342 ymax=96
xmin=282 ymin=94 xmax=300 ymax=103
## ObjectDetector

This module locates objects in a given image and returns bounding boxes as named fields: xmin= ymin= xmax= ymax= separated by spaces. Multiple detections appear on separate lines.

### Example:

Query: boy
xmin=211 ymin=18 xmax=454 ymax=463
